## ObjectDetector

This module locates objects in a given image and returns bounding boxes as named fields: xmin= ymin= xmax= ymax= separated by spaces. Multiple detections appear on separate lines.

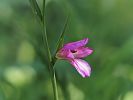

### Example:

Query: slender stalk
xmin=42 ymin=16 xmax=59 ymax=100
xmin=51 ymin=68 xmax=59 ymax=100
xmin=42 ymin=22 xmax=51 ymax=62
xmin=29 ymin=0 xmax=59 ymax=99
xmin=42 ymin=0 xmax=59 ymax=100
xmin=42 ymin=17 xmax=51 ymax=62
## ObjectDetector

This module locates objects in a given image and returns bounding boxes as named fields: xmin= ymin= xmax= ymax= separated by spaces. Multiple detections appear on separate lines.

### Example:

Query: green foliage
xmin=52 ymin=14 xmax=69 ymax=66
xmin=29 ymin=0 xmax=42 ymax=21
xmin=0 ymin=0 xmax=133 ymax=100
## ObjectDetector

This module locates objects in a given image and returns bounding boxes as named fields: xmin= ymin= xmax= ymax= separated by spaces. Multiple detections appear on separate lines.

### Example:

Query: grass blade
xmin=56 ymin=14 xmax=70 ymax=52
xmin=29 ymin=0 xmax=42 ymax=21
xmin=52 ymin=14 xmax=70 ymax=65
xmin=42 ymin=0 xmax=46 ymax=24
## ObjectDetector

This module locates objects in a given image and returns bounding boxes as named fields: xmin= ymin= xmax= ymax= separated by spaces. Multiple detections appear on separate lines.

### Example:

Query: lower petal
xmin=70 ymin=59 xmax=91 ymax=78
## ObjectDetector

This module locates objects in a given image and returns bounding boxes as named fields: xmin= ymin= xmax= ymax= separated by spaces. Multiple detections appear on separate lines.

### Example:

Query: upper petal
xmin=74 ymin=47 xmax=93 ymax=58
xmin=70 ymin=59 xmax=91 ymax=78
xmin=63 ymin=38 xmax=89 ymax=50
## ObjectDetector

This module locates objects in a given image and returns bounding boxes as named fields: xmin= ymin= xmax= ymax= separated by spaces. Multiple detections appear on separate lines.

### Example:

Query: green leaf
xmin=42 ymin=0 xmax=46 ymax=23
xmin=29 ymin=0 xmax=42 ymax=21
xmin=52 ymin=14 xmax=70 ymax=65
xmin=55 ymin=14 xmax=70 ymax=52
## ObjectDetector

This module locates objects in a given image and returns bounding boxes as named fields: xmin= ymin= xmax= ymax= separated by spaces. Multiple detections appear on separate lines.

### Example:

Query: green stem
xmin=42 ymin=23 xmax=59 ymax=100
xmin=42 ymin=24 xmax=52 ymax=62
xmin=51 ymin=68 xmax=59 ymax=100
xmin=29 ymin=0 xmax=59 ymax=99
xmin=42 ymin=1 xmax=58 ymax=100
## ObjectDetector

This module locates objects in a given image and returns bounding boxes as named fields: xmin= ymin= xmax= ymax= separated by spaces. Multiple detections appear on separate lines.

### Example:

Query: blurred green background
xmin=0 ymin=0 xmax=133 ymax=100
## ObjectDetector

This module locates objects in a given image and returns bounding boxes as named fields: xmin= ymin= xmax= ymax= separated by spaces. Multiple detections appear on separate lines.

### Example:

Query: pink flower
xmin=56 ymin=38 xmax=93 ymax=78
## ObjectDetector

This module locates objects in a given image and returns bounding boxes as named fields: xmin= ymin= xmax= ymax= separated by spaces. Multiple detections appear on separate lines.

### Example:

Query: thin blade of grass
xmin=52 ymin=14 xmax=70 ymax=65
xmin=42 ymin=0 xmax=46 ymax=24
xmin=41 ymin=0 xmax=52 ymax=63
xmin=29 ymin=0 xmax=42 ymax=21
xmin=56 ymin=14 xmax=70 ymax=52
xmin=29 ymin=0 xmax=50 ymax=65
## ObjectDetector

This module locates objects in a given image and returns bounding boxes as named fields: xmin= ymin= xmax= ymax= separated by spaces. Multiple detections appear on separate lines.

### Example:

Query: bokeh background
xmin=0 ymin=0 xmax=133 ymax=100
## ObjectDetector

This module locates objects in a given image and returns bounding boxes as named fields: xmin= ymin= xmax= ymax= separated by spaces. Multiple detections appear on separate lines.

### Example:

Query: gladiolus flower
xmin=56 ymin=38 xmax=93 ymax=78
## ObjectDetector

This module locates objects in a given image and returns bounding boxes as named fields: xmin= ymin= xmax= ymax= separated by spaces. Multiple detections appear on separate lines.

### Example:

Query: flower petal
xmin=63 ymin=38 xmax=89 ymax=50
xmin=74 ymin=47 xmax=93 ymax=58
xmin=56 ymin=48 xmax=74 ymax=60
xmin=70 ymin=59 xmax=91 ymax=77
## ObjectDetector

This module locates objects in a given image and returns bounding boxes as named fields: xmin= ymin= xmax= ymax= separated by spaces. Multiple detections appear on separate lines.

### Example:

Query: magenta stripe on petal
xmin=63 ymin=38 xmax=89 ymax=50
xmin=70 ymin=59 xmax=91 ymax=77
